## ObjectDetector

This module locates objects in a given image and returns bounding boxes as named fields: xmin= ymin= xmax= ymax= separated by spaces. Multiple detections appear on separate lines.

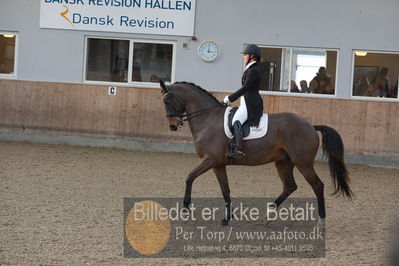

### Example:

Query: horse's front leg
xmin=213 ymin=166 xmax=232 ymax=226
xmin=183 ymin=156 xmax=214 ymax=209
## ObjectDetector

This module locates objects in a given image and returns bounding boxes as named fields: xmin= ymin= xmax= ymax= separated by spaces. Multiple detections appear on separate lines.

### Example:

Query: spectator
xmin=371 ymin=67 xmax=391 ymax=97
xmin=299 ymin=80 xmax=311 ymax=93
xmin=310 ymin=66 xmax=334 ymax=94
xmin=290 ymin=80 xmax=300 ymax=92
xmin=353 ymin=76 xmax=370 ymax=96
xmin=364 ymin=84 xmax=376 ymax=97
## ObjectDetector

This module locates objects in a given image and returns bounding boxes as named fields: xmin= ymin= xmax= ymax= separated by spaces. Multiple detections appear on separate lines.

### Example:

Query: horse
xmin=160 ymin=80 xmax=352 ymax=226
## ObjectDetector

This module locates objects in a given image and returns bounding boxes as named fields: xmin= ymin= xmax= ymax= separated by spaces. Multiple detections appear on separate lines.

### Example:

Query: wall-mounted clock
xmin=198 ymin=41 xmax=220 ymax=62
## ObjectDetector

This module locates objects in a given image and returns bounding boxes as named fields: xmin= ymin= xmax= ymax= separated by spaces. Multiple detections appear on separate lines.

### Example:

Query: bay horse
xmin=160 ymin=80 xmax=352 ymax=225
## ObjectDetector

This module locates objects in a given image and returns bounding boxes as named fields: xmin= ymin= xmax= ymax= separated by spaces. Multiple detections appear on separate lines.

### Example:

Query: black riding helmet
xmin=242 ymin=44 xmax=261 ymax=57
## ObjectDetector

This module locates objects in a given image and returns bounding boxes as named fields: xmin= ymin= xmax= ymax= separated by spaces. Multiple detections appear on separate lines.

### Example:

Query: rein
xmin=163 ymin=91 xmax=221 ymax=123
xmin=182 ymin=105 xmax=219 ymax=121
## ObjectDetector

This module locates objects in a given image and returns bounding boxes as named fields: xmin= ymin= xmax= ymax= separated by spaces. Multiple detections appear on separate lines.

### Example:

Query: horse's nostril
xmin=169 ymin=125 xmax=178 ymax=131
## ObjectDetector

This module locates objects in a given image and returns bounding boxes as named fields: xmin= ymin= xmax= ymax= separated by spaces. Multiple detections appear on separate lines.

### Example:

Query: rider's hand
xmin=223 ymin=96 xmax=231 ymax=105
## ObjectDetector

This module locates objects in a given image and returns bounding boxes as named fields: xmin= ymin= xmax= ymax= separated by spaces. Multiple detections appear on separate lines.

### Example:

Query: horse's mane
xmin=173 ymin=82 xmax=224 ymax=106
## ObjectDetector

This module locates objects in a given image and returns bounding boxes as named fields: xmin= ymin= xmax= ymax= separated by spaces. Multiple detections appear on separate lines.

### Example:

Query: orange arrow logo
xmin=60 ymin=5 xmax=74 ymax=27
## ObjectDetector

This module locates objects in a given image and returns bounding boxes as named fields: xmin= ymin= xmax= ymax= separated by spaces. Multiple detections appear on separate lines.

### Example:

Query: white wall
xmin=0 ymin=0 xmax=398 ymax=99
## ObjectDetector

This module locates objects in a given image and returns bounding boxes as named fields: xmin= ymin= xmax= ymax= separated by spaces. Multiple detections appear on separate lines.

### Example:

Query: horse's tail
xmin=314 ymin=125 xmax=353 ymax=198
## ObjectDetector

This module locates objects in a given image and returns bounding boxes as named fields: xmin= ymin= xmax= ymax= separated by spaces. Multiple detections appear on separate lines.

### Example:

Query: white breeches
xmin=232 ymin=96 xmax=248 ymax=125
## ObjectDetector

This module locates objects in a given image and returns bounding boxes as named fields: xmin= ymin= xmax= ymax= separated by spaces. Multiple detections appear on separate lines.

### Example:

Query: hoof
xmin=181 ymin=207 xmax=190 ymax=218
xmin=220 ymin=218 xmax=229 ymax=226
xmin=315 ymin=218 xmax=325 ymax=229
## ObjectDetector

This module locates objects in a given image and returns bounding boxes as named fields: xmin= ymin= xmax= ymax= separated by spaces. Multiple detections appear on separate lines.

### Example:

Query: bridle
xmin=162 ymin=91 xmax=220 ymax=127
xmin=163 ymin=91 xmax=185 ymax=125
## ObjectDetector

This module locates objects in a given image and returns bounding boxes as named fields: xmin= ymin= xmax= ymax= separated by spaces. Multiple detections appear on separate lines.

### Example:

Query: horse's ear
xmin=160 ymin=80 xmax=169 ymax=94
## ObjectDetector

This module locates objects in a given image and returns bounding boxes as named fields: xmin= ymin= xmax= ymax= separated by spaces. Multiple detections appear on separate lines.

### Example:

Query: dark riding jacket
xmin=228 ymin=62 xmax=264 ymax=126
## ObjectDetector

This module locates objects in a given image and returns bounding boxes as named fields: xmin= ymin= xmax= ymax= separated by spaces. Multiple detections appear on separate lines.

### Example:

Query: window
xmin=132 ymin=42 xmax=173 ymax=83
xmin=352 ymin=51 xmax=399 ymax=99
xmin=0 ymin=32 xmax=17 ymax=78
xmin=86 ymin=38 xmax=129 ymax=83
xmin=85 ymin=37 xmax=175 ymax=85
xmin=259 ymin=46 xmax=338 ymax=95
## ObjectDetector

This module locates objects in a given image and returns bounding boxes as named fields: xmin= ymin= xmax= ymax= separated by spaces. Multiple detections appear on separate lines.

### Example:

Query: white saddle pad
xmin=224 ymin=106 xmax=269 ymax=140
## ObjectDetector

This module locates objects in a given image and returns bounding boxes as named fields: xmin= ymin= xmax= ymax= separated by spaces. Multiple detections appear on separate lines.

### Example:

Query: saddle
xmin=224 ymin=107 xmax=268 ymax=140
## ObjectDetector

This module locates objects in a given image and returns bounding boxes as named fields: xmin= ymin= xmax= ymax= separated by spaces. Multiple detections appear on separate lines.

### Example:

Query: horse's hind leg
xmin=273 ymin=157 xmax=298 ymax=208
xmin=296 ymin=163 xmax=326 ymax=225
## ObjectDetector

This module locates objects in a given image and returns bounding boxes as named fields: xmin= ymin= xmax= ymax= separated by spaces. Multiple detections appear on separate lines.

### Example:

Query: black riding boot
xmin=227 ymin=121 xmax=245 ymax=158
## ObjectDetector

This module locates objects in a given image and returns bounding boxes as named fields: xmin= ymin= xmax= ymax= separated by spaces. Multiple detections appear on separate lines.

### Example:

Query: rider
xmin=222 ymin=44 xmax=264 ymax=158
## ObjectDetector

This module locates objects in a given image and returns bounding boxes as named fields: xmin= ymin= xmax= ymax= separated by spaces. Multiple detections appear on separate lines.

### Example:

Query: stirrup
xmin=226 ymin=150 xmax=245 ymax=158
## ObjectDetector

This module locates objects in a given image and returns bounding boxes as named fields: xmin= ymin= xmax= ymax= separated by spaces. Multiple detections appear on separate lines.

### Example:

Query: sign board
xmin=108 ymin=86 xmax=117 ymax=95
xmin=40 ymin=0 xmax=196 ymax=36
